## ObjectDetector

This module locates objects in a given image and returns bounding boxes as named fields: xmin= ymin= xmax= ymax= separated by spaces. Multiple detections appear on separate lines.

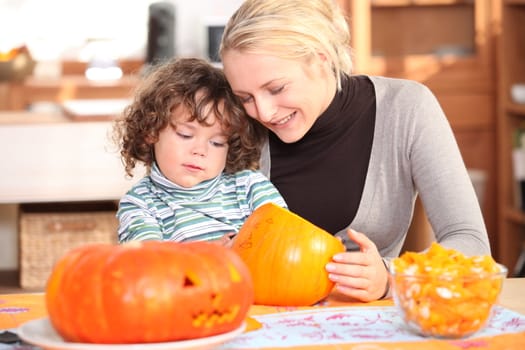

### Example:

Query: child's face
xmin=154 ymin=104 xmax=229 ymax=188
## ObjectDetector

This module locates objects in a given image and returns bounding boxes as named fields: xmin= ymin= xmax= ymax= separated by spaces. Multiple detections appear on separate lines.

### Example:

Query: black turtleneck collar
xmin=269 ymin=75 xmax=376 ymax=233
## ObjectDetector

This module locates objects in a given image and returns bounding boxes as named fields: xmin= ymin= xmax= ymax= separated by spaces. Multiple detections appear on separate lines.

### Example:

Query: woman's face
xmin=154 ymin=104 xmax=229 ymax=188
xmin=222 ymin=50 xmax=337 ymax=143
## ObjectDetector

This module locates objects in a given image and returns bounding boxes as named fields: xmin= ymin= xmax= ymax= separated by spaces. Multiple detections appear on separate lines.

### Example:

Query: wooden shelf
xmin=371 ymin=3 xmax=475 ymax=57
xmin=364 ymin=55 xmax=494 ymax=92
xmin=0 ymin=74 xmax=139 ymax=110
xmin=507 ymin=103 xmax=525 ymax=116
xmin=0 ymin=58 xmax=144 ymax=111
xmin=505 ymin=0 xmax=525 ymax=5
xmin=504 ymin=207 xmax=525 ymax=225
xmin=61 ymin=58 xmax=143 ymax=76
xmin=497 ymin=1 xmax=525 ymax=273
xmin=347 ymin=0 xmax=493 ymax=89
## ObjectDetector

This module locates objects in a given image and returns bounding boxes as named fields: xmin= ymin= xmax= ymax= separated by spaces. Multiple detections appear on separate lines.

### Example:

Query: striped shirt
xmin=117 ymin=163 xmax=287 ymax=243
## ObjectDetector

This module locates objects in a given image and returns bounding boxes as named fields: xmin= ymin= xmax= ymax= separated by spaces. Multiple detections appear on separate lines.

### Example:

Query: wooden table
xmin=1 ymin=278 xmax=524 ymax=349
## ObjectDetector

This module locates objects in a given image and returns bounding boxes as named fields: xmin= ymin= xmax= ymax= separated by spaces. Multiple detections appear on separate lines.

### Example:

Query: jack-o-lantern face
xmin=232 ymin=203 xmax=345 ymax=306
xmin=45 ymin=241 xmax=253 ymax=344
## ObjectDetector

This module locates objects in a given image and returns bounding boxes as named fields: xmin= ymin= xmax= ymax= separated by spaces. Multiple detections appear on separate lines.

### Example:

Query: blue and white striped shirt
xmin=117 ymin=163 xmax=287 ymax=242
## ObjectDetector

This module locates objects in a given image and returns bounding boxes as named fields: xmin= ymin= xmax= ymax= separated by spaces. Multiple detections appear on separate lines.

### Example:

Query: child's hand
xmin=217 ymin=232 xmax=236 ymax=248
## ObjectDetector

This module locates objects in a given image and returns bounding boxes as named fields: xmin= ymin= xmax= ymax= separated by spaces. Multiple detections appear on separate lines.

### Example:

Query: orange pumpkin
xmin=232 ymin=203 xmax=345 ymax=306
xmin=45 ymin=240 xmax=254 ymax=344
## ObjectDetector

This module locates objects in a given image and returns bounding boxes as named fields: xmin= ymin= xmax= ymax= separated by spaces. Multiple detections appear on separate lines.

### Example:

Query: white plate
xmin=18 ymin=318 xmax=245 ymax=350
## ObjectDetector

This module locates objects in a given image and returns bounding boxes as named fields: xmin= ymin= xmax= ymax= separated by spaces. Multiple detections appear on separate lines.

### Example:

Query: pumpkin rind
xmin=232 ymin=203 xmax=345 ymax=306
xmin=45 ymin=241 xmax=253 ymax=344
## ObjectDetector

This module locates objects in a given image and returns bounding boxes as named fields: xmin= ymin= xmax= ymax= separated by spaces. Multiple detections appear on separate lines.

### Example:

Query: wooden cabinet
xmin=337 ymin=1 xmax=498 ymax=252
xmin=0 ymin=112 xmax=144 ymax=204
xmin=345 ymin=1 xmax=494 ymax=89
xmin=496 ymin=0 xmax=525 ymax=273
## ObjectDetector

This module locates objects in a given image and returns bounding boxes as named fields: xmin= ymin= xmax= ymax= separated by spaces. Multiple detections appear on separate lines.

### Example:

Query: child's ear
xmin=145 ymin=133 xmax=158 ymax=144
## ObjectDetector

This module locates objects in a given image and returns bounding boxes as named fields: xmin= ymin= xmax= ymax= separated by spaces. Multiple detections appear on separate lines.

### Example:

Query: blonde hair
xmin=220 ymin=0 xmax=353 ymax=89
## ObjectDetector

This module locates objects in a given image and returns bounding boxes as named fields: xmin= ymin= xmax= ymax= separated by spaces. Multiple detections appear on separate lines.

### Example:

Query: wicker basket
xmin=19 ymin=202 xmax=118 ymax=289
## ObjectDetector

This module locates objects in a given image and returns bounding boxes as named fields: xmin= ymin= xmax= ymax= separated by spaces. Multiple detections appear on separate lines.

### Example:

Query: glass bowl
xmin=389 ymin=262 xmax=507 ymax=339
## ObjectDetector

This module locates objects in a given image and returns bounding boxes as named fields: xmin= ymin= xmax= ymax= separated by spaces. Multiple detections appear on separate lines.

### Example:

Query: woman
xmin=219 ymin=0 xmax=491 ymax=301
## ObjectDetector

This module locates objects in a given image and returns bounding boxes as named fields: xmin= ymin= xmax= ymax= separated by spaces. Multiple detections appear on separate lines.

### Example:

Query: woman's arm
xmin=409 ymin=83 xmax=490 ymax=256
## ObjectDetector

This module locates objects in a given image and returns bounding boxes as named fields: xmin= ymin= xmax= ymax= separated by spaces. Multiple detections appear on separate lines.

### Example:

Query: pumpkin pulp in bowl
xmin=389 ymin=243 xmax=507 ymax=338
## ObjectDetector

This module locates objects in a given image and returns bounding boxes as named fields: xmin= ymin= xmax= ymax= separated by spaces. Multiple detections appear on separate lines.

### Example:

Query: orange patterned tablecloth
xmin=0 ymin=293 xmax=46 ymax=330
xmin=1 ymin=292 xmax=525 ymax=349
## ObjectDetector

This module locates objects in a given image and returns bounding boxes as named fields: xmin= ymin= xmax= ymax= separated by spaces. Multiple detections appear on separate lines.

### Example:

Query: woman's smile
xmin=272 ymin=112 xmax=296 ymax=126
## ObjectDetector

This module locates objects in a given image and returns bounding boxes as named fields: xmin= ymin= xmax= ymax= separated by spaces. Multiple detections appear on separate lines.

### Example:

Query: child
xmin=113 ymin=57 xmax=287 ymax=244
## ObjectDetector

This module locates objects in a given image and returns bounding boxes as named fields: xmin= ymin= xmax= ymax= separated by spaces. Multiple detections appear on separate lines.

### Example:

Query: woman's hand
xmin=325 ymin=229 xmax=389 ymax=302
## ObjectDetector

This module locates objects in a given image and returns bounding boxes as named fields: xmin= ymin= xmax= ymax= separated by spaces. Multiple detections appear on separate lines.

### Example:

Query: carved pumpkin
xmin=232 ymin=203 xmax=345 ymax=306
xmin=45 ymin=241 xmax=254 ymax=344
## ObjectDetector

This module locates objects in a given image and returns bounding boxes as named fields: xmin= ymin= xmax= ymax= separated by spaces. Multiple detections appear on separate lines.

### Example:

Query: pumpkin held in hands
xmin=232 ymin=203 xmax=345 ymax=306
xmin=45 ymin=241 xmax=254 ymax=344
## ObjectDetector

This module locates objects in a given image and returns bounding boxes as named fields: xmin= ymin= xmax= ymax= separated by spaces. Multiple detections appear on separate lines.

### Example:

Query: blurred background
xmin=1 ymin=0 xmax=524 ymax=290
xmin=0 ymin=0 xmax=241 ymax=72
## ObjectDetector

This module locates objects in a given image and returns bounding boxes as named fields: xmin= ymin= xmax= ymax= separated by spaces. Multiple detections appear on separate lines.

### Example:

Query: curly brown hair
xmin=113 ymin=57 xmax=266 ymax=177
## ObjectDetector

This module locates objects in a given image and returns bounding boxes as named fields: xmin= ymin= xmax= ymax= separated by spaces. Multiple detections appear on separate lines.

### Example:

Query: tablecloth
xmin=1 ymin=293 xmax=525 ymax=349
